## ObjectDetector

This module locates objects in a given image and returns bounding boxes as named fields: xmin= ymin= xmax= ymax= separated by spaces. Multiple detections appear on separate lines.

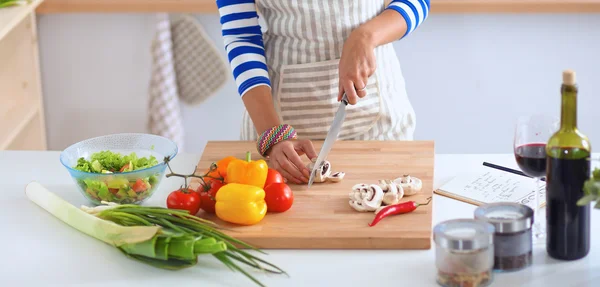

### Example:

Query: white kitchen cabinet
xmin=0 ymin=0 xmax=47 ymax=150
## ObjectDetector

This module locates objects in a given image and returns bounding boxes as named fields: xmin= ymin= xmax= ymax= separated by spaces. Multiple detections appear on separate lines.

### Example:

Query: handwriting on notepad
xmin=461 ymin=170 xmax=545 ymax=204
xmin=516 ymin=184 xmax=546 ymax=207
xmin=436 ymin=165 xmax=547 ymax=208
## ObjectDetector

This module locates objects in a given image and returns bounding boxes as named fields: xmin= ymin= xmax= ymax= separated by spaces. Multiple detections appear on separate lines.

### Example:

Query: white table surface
xmin=1 ymin=151 xmax=599 ymax=287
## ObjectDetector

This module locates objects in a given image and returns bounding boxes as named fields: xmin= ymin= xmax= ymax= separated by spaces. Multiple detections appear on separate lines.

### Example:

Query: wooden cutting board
xmin=192 ymin=140 xmax=434 ymax=249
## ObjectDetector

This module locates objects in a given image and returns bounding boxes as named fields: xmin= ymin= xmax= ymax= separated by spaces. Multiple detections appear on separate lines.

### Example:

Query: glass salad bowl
xmin=60 ymin=133 xmax=178 ymax=205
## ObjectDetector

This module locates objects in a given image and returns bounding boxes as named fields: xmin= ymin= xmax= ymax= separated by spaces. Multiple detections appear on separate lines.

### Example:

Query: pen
xmin=482 ymin=162 xmax=546 ymax=182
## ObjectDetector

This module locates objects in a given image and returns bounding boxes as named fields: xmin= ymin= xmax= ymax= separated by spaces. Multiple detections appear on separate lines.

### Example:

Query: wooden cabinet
xmin=0 ymin=0 xmax=47 ymax=150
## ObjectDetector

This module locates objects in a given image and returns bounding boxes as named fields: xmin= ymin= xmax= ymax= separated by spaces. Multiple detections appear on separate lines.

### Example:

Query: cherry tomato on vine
xmin=166 ymin=188 xmax=201 ymax=215
xmin=197 ymin=180 xmax=224 ymax=214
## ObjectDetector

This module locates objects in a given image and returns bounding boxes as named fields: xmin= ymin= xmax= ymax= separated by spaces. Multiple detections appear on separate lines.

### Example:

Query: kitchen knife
xmin=307 ymin=94 xmax=349 ymax=189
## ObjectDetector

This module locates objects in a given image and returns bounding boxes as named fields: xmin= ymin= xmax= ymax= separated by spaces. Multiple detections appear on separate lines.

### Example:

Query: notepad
xmin=435 ymin=164 xmax=546 ymax=210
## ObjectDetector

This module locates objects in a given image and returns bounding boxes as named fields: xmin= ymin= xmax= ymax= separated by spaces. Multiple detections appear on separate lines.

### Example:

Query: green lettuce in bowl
xmin=60 ymin=133 xmax=178 ymax=205
xmin=73 ymin=151 xmax=160 ymax=204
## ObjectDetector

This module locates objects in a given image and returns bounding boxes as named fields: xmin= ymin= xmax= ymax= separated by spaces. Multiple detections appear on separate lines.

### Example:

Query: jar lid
xmin=433 ymin=219 xmax=495 ymax=251
xmin=474 ymin=202 xmax=534 ymax=233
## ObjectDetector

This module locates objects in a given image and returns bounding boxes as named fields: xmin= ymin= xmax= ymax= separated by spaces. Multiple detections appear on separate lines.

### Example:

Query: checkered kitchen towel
xmin=148 ymin=13 xmax=185 ymax=151
xmin=148 ymin=14 xmax=229 ymax=150
xmin=170 ymin=14 xmax=229 ymax=105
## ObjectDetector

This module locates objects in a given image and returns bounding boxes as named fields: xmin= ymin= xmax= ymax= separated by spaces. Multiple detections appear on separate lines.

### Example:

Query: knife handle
xmin=341 ymin=93 xmax=349 ymax=105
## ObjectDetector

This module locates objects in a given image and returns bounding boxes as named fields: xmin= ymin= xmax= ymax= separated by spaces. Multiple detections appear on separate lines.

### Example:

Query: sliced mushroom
xmin=349 ymin=200 xmax=370 ymax=212
xmin=378 ymin=180 xmax=404 ymax=205
xmin=349 ymin=192 xmax=363 ymax=202
xmin=315 ymin=160 xmax=332 ymax=182
xmin=307 ymin=160 xmax=332 ymax=183
xmin=393 ymin=174 xmax=423 ymax=196
xmin=328 ymin=172 xmax=345 ymax=182
xmin=362 ymin=184 xmax=384 ymax=211
xmin=351 ymin=183 xmax=369 ymax=191
xmin=349 ymin=184 xmax=368 ymax=202
xmin=349 ymin=183 xmax=383 ymax=212
xmin=362 ymin=186 xmax=374 ymax=203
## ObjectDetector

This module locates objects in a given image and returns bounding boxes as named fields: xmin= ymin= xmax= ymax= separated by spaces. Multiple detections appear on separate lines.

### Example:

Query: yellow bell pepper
xmin=226 ymin=151 xmax=268 ymax=188
xmin=215 ymin=183 xmax=267 ymax=225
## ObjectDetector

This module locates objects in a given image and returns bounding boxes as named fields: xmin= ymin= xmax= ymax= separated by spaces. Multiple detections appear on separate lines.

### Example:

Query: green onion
xmin=25 ymin=182 xmax=287 ymax=287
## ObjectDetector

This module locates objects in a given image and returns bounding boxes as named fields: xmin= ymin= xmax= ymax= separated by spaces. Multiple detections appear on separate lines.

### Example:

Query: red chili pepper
xmin=368 ymin=196 xmax=432 ymax=227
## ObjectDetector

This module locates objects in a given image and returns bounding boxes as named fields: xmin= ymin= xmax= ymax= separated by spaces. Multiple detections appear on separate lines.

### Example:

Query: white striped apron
xmin=240 ymin=0 xmax=416 ymax=142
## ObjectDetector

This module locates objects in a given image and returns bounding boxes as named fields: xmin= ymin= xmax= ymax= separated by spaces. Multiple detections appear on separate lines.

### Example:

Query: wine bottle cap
xmin=563 ymin=69 xmax=576 ymax=85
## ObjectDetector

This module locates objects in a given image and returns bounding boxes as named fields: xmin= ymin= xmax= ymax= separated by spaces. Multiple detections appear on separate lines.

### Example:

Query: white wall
xmin=37 ymin=13 xmax=600 ymax=155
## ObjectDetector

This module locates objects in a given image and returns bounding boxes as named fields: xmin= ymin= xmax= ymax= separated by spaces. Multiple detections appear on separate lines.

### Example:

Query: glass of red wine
xmin=513 ymin=114 xmax=559 ymax=242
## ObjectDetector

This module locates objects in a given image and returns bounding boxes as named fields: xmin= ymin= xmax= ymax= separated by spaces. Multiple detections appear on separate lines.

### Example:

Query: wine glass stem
xmin=533 ymin=177 xmax=544 ymax=237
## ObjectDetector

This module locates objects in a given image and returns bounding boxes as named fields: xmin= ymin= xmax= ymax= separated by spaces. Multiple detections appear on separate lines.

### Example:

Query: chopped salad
xmin=73 ymin=151 xmax=160 ymax=204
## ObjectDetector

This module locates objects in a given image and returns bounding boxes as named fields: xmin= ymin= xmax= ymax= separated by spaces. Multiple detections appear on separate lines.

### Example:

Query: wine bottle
xmin=545 ymin=70 xmax=592 ymax=260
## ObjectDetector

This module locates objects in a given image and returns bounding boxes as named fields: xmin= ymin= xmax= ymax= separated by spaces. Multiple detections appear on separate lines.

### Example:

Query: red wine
xmin=515 ymin=143 xmax=547 ymax=178
xmin=546 ymin=147 xmax=591 ymax=260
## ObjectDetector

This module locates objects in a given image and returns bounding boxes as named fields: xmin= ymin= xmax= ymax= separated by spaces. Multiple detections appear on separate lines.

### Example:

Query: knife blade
xmin=307 ymin=94 xmax=349 ymax=189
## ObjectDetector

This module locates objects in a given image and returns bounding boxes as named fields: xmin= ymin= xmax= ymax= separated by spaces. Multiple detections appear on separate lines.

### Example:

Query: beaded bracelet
xmin=257 ymin=124 xmax=298 ymax=156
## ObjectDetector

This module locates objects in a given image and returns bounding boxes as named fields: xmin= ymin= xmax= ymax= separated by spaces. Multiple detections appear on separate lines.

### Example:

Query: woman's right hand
xmin=266 ymin=139 xmax=318 ymax=184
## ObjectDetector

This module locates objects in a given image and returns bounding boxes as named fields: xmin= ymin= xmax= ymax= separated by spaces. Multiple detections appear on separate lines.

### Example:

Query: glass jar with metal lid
xmin=474 ymin=202 xmax=534 ymax=272
xmin=433 ymin=219 xmax=495 ymax=287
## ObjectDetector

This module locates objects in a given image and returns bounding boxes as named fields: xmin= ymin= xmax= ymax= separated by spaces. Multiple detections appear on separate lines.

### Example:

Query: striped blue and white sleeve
xmin=216 ymin=0 xmax=270 ymax=97
xmin=386 ymin=0 xmax=431 ymax=39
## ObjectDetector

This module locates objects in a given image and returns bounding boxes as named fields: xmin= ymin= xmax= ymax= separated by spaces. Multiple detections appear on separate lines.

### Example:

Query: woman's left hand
xmin=338 ymin=29 xmax=377 ymax=105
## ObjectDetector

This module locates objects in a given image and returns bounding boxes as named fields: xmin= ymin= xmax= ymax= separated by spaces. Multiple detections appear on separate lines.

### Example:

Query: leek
xmin=25 ymin=182 xmax=286 ymax=287
xmin=25 ymin=182 xmax=160 ymax=246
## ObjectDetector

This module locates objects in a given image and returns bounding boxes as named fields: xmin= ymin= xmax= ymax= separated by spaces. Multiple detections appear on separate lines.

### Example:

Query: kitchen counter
xmin=2 ymin=150 xmax=599 ymax=286
xmin=35 ymin=0 xmax=600 ymax=14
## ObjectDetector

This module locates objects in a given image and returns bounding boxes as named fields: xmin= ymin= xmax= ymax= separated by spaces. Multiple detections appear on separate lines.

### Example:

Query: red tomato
xmin=264 ymin=168 xmax=284 ymax=188
xmin=264 ymin=183 xmax=293 ymax=212
xmin=119 ymin=163 xmax=131 ymax=172
xmin=166 ymin=188 xmax=201 ymax=215
xmin=198 ymin=180 xmax=224 ymax=214
xmin=109 ymin=188 xmax=119 ymax=195
xmin=132 ymin=179 xmax=148 ymax=192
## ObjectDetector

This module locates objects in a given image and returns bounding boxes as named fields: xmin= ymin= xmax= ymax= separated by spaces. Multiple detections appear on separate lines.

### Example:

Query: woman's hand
xmin=338 ymin=29 xmax=377 ymax=105
xmin=266 ymin=139 xmax=318 ymax=184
